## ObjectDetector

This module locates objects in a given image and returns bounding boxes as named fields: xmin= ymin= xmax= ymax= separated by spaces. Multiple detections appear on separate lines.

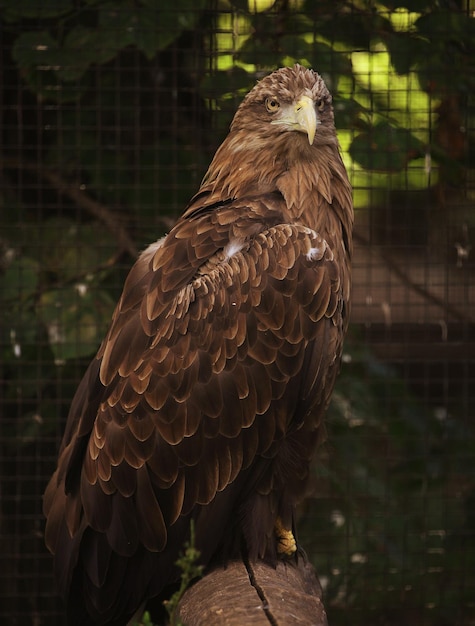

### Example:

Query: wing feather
xmin=136 ymin=468 xmax=167 ymax=552
xmin=105 ymin=495 xmax=139 ymax=556
xmin=153 ymin=473 xmax=185 ymax=527
xmin=81 ymin=528 xmax=112 ymax=589
xmin=44 ymin=192 xmax=349 ymax=621
xmin=147 ymin=441 xmax=178 ymax=487
xmin=217 ymin=442 xmax=234 ymax=491
xmin=110 ymin=462 xmax=137 ymax=498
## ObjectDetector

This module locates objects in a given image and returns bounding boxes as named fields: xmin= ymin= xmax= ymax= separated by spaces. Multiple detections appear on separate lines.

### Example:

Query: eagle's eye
xmin=316 ymin=99 xmax=325 ymax=111
xmin=265 ymin=97 xmax=280 ymax=113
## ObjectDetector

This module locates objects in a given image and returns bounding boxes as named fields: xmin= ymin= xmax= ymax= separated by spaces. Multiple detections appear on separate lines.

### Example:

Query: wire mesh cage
xmin=0 ymin=1 xmax=474 ymax=624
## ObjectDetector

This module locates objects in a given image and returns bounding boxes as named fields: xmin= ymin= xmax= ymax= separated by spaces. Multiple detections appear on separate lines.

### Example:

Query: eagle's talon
xmin=275 ymin=517 xmax=297 ymax=556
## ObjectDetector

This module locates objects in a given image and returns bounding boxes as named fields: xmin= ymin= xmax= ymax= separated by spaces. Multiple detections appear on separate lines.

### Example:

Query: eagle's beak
xmin=295 ymin=95 xmax=318 ymax=145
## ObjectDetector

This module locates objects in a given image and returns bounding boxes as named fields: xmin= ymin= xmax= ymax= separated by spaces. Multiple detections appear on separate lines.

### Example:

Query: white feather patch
xmin=306 ymin=238 xmax=328 ymax=262
xmin=223 ymin=238 xmax=245 ymax=260
xmin=140 ymin=235 xmax=166 ymax=257
xmin=140 ymin=236 xmax=166 ymax=263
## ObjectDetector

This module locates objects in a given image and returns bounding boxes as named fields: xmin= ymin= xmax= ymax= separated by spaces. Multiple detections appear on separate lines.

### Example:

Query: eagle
xmin=44 ymin=64 xmax=353 ymax=625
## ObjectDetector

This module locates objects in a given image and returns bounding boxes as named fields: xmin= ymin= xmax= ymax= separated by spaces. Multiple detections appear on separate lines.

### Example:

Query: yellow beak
xmin=294 ymin=95 xmax=317 ymax=145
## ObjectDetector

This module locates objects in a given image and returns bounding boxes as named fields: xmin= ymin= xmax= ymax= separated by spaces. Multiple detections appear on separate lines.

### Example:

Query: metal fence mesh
xmin=1 ymin=1 xmax=474 ymax=624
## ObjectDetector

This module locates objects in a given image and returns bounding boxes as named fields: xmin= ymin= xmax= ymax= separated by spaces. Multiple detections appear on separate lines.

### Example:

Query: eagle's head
xmin=230 ymin=64 xmax=336 ymax=148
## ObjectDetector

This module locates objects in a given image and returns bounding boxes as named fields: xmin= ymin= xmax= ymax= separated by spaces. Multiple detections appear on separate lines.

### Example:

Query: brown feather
xmin=157 ymin=472 xmax=185 ymax=526
xmin=135 ymin=468 xmax=167 ymax=552
xmin=43 ymin=64 xmax=353 ymax=625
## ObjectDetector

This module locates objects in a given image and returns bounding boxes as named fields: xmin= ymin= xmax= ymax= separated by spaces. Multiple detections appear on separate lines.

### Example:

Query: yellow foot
xmin=275 ymin=517 xmax=297 ymax=556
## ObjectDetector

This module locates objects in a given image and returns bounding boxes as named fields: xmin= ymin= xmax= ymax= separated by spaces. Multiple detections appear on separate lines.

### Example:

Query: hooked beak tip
xmin=295 ymin=95 xmax=317 ymax=145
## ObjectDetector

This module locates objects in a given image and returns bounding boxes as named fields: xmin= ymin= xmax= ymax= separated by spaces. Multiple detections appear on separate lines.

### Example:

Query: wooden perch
xmin=176 ymin=557 xmax=328 ymax=626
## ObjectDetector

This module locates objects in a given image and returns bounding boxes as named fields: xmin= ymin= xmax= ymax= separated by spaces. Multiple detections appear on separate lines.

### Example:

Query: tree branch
xmin=176 ymin=557 xmax=328 ymax=626
xmin=1 ymin=157 xmax=138 ymax=259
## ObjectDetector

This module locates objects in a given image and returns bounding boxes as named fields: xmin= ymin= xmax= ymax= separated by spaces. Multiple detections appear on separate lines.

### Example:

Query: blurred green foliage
xmin=0 ymin=0 xmax=474 ymax=624
xmin=301 ymin=331 xmax=475 ymax=624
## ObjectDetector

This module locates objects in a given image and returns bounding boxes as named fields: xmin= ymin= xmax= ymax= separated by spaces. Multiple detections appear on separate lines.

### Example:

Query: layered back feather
xmin=43 ymin=64 xmax=353 ymax=625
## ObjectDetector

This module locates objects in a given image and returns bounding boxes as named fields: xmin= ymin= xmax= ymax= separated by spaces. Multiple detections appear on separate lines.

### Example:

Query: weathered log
xmin=176 ymin=557 xmax=328 ymax=626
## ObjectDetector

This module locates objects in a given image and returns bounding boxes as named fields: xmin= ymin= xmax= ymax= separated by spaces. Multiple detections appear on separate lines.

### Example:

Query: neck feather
xmin=195 ymin=128 xmax=353 ymax=238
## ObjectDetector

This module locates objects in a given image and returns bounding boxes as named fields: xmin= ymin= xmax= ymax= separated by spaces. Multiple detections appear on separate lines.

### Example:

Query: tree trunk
xmin=177 ymin=557 xmax=328 ymax=626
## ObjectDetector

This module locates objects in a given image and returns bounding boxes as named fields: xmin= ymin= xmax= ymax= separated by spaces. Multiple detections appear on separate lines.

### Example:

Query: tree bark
xmin=177 ymin=557 xmax=328 ymax=626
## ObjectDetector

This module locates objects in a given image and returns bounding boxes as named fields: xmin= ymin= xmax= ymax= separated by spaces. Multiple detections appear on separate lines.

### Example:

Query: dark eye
xmin=265 ymin=97 xmax=280 ymax=113
xmin=316 ymin=99 xmax=325 ymax=111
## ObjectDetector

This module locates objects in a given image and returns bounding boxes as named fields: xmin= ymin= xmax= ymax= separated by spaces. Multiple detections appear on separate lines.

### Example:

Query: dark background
xmin=0 ymin=0 xmax=474 ymax=624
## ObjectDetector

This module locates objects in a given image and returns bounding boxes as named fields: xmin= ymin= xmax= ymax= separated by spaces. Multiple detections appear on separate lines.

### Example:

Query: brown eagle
xmin=44 ymin=64 xmax=353 ymax=625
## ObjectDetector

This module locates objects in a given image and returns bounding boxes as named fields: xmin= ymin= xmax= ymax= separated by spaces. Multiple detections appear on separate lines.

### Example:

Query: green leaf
xmin=349 ymin=122 xmax=424 ymax=172
xmin=199 ymin=67 xmax=253 ymax=100
xmin=416 ymin=51 xmax=475 ymax=96
xmin=333 ymin=97 xmax=367 ymax=130
xmin=97 ymin=3 xmax=149 ymax=54
xmin=11 ymin=31 xmax=86 ymax=100
xmin=415 ymin=10 xmax=475 ymax=40
xmin=237 ymin=37 xmax=280 ymax=68
xmin=12 ymin=31 xmax=60 ymax=68
xmin=306 ymin=41 xmax=353 ymax=86
xmin=37 ymin=286 xmax=115 ymax=362
xmin=13 ymin=24 xmax=121 ymax=85
xmin=278 ymin=35 xmax=313 ymax=61
xmin=307 ymin=9 xmax=393 ymax=50
xmin=10 ymin=0 xmax=208 ymax=94
xmin=412 ymin=11 xmax=475 ymax=95
xmin=1 ymin=0 xmax=72 ymax=20
xmin=36 ymin=218 xmax=118 ymax=280
xmin=57 ymin=26 xmax=120 ymax=82
xmin=0 ymin=257 xmax=41 ymax=358
xmin=0 ymin=256 xmax=40 ymax=366
xmin=384 ymin=32 xmax=430 ymax=76
xmin=98 ymin=0 xmax=207 ymax=60
xmin=0 ymin=256 xmax=40 ymax=306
